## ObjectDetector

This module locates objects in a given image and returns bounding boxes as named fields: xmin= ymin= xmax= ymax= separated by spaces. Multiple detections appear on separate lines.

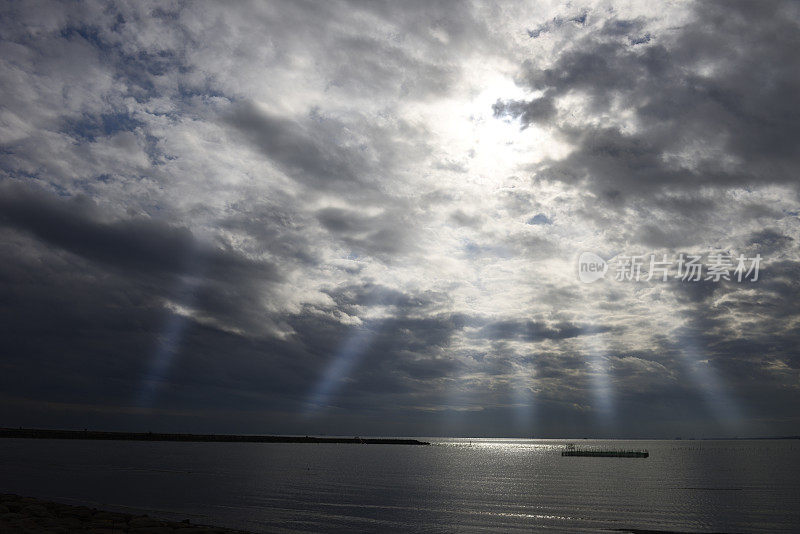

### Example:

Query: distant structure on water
xmin=561 ymin=443 xmax=649 ymax=458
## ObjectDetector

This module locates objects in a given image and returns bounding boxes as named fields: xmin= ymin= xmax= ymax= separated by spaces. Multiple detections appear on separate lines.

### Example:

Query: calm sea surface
xmin=0 ymin=438 xmax=798 ymax=532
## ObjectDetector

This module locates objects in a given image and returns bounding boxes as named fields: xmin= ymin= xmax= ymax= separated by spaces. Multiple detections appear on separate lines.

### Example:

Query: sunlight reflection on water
xmin=0 ymin=438 xmax=798 ymax=533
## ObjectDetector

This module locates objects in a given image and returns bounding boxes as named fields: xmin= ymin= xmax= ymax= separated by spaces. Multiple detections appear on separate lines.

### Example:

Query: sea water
xmin=0 ymin=438 xmax=798 ymax=532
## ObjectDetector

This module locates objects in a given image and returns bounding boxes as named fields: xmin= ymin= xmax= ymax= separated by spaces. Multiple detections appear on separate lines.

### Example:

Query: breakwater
xmin=0 ymin=428 xmax=430 ymax=445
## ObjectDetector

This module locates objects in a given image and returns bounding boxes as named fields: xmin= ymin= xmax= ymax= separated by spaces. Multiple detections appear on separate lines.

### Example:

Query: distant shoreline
xmin=0 ymin=428 xmax=430 ymax=445
xmin=2 ymin=429 xmax=798 ymax=443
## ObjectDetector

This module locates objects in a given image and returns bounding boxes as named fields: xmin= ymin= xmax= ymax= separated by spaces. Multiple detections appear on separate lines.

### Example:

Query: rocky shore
xmin=0 ymin=494 xmax=250 ymax=533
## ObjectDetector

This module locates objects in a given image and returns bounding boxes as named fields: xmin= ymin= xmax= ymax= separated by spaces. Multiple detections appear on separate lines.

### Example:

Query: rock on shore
xmin=0 ymin=494 xmax=251 ymax=533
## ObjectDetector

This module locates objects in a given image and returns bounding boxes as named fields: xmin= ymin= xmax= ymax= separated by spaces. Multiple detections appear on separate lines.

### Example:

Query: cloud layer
xmin=1 ymin=0 xmax=799 ymax=438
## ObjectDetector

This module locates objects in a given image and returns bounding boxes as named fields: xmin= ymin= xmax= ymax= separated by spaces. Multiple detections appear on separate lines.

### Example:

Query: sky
xmin=1 ymin=0 xmax=799 ymax=438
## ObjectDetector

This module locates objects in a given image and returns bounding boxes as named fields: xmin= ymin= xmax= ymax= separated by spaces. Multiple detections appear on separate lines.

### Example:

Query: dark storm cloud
xmin=0 ymin=245 xmax=319 ymax=431
xmin=0 ymin=183 xmax=195 ymax=276
xmin=473 ymin=319 xmax=613 ymax=342
xmin=225 ymin=103 xmax=367 ymax=191
xmin=502 ymin=0 xmax=800 ymax=202
xmin=324 ymin=281 xmax=449 ymax=312
xmin=224 ymin=102 xmax=430 ymax=261
xmin=660 ymin=256 xmax=800 ymax=398
xmin=745 ymin=228 xmax=795 ymax=255
xmin=218 ymin=201 xmax=319 ymax=266
xmin=315 ymin=206 xmax=416 ymax=259
xmin=0 ymin=221 xmax=463 ymax=432
xmin=0 ymin=183 xmax=280 ymax=281
xmin=532 ymin=351 xmax=587 ymax=380
xmin=274 ymin=308 xmax=470 ymax=411
xmin=0 ymin=183 xmax=284 ymax=336
xmin=668 ymin=277 xmax=721 ymax=304
xmin=307 ymin=322 xmax=465 ymax=402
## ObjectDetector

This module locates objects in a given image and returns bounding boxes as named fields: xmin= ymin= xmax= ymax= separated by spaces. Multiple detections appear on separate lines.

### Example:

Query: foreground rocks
xmin=0 ymin=494 xmax=250 ymax=533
